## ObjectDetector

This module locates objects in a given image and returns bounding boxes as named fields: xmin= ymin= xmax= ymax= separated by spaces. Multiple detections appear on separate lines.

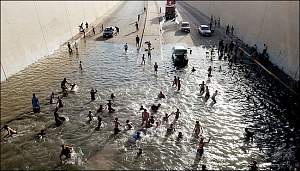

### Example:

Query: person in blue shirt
xmin=133 ymin=131 xmax=141 ymax=140
xmin=32 ymin=93 xmax=40 ymax=113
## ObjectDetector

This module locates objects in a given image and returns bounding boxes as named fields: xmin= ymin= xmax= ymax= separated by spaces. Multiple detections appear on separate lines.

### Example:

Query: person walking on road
xmin=115 ymin=26 xmax=119 ymax=34
xmin=124 ymin=43 xmax=128 ymax=53
xmin=92 ymin=26 xmax=95 ymax=35
xmin=154 ymin=62 xmax=158 ymax=74
xmin=136 ymin=35 xmax=140 ymax=47
xmin=231 ymin=25 xmax=234 ymax=35
xmin=67 ymin=42 xmax=72 ymax=53
xmin=135 ymin=22 xmax=139 ymax=31
xmin=226 ymin=24 xmax=230 ymax=35
xmin=138 ymin=14 xmax=140 ymax=21
xmin=85 ymin=22 xmax=89 ymax=29
xmin=217 ymin=17 xmax=220 ymax=28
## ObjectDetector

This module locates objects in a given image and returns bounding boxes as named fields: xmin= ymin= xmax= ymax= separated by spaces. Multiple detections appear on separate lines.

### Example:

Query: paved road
xmin=176 ymin=1 xmax=231 ymax=48
xmin=87 ymin=1 xmax=146 ymax=46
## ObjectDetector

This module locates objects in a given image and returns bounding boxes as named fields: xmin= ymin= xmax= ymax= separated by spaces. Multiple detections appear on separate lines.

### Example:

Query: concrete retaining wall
xmin=1 ymin=1 xmax=121 ymax=81
xmin=183 ymin=1 xmax=299 ymax=80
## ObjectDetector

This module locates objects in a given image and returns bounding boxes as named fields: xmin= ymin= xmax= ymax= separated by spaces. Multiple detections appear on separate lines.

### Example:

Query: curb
xmin=138 ymin=2 xmax=149 ymax=49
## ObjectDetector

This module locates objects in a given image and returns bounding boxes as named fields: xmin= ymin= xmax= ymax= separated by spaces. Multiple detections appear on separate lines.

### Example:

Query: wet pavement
xmin=1 ymin=1 xmax=299 ymax=170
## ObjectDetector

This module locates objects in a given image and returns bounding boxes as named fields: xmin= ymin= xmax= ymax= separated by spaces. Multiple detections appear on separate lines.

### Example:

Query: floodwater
xmin=1 ymin=36 xmax=299 ymax=170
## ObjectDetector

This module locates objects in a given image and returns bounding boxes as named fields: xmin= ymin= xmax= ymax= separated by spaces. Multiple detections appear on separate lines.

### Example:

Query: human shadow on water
xmin=191 ymin=151 xmax=203 ymax=169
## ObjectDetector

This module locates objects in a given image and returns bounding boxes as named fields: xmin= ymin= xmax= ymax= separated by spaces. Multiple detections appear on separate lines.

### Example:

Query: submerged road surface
xmin=1 ymin=1 xmax=299 ymax=170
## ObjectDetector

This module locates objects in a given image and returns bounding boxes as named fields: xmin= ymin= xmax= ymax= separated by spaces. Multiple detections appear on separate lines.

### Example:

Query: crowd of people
xmin=1 ymin=8 xmax=260 ymax=170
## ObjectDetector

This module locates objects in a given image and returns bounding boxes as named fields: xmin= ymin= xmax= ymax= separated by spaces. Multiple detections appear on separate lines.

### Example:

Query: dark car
xmin=103 ymin=26 xmax=117 ymax=38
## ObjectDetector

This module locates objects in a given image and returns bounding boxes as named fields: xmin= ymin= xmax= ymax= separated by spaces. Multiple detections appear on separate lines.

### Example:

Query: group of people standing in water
xmin=1 ymin=19 xmax=260 ymax=169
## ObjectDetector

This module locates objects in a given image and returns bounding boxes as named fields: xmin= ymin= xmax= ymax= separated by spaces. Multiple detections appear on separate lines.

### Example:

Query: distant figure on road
xmin=226 ymin=24 xmax=230 ymax=35
xmin=154 ymin=62 xmax=158 ymax=74
xmin=79 ymin=22 xmax=84 ymax=32
xmin=138 ymin=14 xmax=140 ymax=21
xmin=79 ymin=61 xmax=83 ymax=70
xmin=136 ymin=35 xmax=140 ymax=47
xmin=135 ymin=22 xmax=139 ymax=31
xmin=214 ymin=18 xmax=217 ymax=27
xmin=217 ymin=17 xmax=220 ymax=27
xmin=144 ymin=7 xmax=146 ymax=12
xmin=262 ymin=44 xmax=268 ymax=57
xmin=85 ymin=22 xmax=88 ymax=29
xmin=124 ymin=43 xmax=128 ymax=53
xmin=115 ymin=26 xmax=120 ymax=34
xmin=32 ymin=93 xmax=40 ymax=113
xmin=209 ymin=22 xmax=212 ymax=30
xmin=92 ymin=26 xmax=95 ymax=35
xmin=67 ymin=42 xmax=72 ymax=53
xmin=231 ymin=25 xmax=234 ymax=35
xmin=191 ymin=67 xmax=196 ymax=72
xmin=101 ymin=24 xmax=104 ymax=32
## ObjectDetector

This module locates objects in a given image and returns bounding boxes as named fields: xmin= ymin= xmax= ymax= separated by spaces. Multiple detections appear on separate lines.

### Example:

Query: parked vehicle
xmin=165 ymin=4 xmax=176 ymax=20
xmin=180 ymin=21 xmax=190 ymax=33
xmin=172 ymin=45 xmax=188 ymax=67
xmin=198 ymin=25 xmax=212 ymax=36
xmin=103 ymin=26 xmax=117 ymax=38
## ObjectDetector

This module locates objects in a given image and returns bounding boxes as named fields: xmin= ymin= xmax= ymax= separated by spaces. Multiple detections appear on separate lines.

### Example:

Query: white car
xmin=180 ymin=22 xmax=190 ymax=33
xmin=198 ymin=25 xmax=212 ymax=36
